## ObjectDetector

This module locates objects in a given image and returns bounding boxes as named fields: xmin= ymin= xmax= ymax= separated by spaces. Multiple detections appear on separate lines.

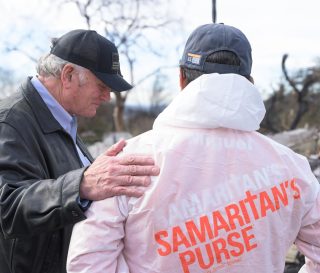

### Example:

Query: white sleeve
xmin=295 ymin=188 xmax=320 ymax=273
xmin=67 ymin=197 xmax=128 ymax=273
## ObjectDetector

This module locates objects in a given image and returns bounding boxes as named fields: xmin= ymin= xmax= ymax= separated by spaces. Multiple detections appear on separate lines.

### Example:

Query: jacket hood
xmin=154 ymin=73 xmax=266 ymax=131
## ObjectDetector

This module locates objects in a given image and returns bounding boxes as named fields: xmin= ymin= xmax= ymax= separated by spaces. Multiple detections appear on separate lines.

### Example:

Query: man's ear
xmin=179 ymin=67 xmax=187 ymax=90
xmin=61 ymin=64 xmax=74 ymax=84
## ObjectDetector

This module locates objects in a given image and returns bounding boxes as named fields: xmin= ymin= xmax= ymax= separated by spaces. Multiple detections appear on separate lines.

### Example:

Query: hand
xmin=80 ymin=139 xmax=160 ymax=200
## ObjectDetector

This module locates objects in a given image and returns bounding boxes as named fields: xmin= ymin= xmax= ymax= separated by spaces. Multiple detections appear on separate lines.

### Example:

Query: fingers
xmin=105 ymin=163 xmax=160 ymax=177
xmin=105 ymin=139 xmax=126 ymax=156
xmin=80 ymin=173 xmax=151 ymax=200
xmin=105 ymin=175 xmax=151 ymax=187
xmin=118 ymin=154 xmax=157 ymax=166
xmin=80 ymin=151 xmax=160 ymax=201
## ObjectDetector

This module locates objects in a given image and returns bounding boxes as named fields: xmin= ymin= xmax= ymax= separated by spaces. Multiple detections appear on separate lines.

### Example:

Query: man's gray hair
xmin=36 ymin=54 xmax=87 ymax=83
xmin=36 ymin=54 xmax=68 ymax=77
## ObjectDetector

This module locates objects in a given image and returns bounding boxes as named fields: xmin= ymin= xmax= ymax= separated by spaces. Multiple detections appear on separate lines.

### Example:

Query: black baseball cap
xmin=180 ymin=23 xmax=252 ymax=76
xmin=50 ymin=29 xmax=132 ymax=92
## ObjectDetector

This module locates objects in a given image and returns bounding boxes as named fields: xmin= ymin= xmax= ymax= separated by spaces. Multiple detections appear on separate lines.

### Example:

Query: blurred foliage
xmin=80 ymin=61 xmax=320 ymax=145
xmin=65 ymin=0 xmax=176 ymax=132
xmin=1 ymin=55 xmax=320 ymax=147
xmin=78 ymin=102 xmax=115 ymax=144
xmin=78 ymin=100 xmax=165 ymax=144
xmin=260 ymin=61 xmax=320 ymax=134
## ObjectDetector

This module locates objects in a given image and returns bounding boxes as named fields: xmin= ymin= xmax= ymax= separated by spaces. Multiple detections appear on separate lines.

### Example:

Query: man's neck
xmin=37 ymin=75 xmax=66 ymax=111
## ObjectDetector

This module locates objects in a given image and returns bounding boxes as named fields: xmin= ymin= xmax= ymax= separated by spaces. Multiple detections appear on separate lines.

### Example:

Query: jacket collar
xmin=21 ymin=77 xmax=64 ymax=134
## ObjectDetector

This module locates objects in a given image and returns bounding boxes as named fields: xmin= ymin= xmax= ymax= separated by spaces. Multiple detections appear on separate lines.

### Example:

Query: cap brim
xmin=93 ymin=71 xmax=133 ymax=92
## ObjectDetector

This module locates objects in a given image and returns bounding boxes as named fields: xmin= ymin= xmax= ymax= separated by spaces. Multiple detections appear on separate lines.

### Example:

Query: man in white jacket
xmin=67 ymin=23 xmax=320 ymax=273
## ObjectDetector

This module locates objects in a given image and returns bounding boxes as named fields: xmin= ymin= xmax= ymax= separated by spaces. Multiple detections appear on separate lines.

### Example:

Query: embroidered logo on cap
xmin=187 ymin=53 xmax=201 ymax=65
xmin=112 ymin=52 xmax=120 ymax=71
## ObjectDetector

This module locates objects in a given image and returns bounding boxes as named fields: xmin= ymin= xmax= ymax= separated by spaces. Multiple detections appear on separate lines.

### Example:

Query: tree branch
xmin=281 ymin=54 xmax=300 ymax=94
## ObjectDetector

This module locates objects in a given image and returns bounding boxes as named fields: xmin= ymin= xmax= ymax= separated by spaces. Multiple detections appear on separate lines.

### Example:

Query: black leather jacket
xmin=0 ymin=78 xmax=94 ymax=273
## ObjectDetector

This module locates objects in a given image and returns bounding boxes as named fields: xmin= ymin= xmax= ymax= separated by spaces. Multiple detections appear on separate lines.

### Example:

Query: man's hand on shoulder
xmin=80 ymin=139 xmax=160 ymax=200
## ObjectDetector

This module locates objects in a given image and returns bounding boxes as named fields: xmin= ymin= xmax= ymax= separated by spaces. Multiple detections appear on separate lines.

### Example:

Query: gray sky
xmin=1 ymin=0 xmax=319 ymax=102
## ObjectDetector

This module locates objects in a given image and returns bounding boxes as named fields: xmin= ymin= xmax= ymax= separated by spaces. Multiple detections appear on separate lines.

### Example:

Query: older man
xmin=0 ymin=29 xmax=159 ymax=273
xmin=67 ymin=24 xmax=320 ymax=273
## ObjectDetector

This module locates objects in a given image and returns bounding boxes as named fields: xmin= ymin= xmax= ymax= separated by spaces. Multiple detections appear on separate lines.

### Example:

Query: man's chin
xmin=81 ymin=110 xmax=97 ymax=118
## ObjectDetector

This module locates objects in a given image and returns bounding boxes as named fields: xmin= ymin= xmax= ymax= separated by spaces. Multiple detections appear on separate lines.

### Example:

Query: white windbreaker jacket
xmin=67 ymin=74 xmax=320 ymax=273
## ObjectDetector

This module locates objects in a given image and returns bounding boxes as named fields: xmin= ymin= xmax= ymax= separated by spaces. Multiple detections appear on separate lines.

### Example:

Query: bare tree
xmin=261 ymin=87 xmax=283 ymax=133
xmin=148 ymin=72 xmax=168 ymax=114
xmin=282 ymin=54 xmax=320 ymax=130
xmin=66 ymin=0 xmax=174 ymax=132
xmin=1 ymin=0 xmax=177 ymax=134
xmin=4 ymin=45 xmax=38 ymax=63
xmin=260 ymin=58 xmax=320 ymax=134
xmin=0 ymin=68 xmax=17 ymax=99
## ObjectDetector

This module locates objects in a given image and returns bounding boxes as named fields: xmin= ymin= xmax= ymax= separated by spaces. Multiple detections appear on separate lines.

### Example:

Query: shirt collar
xmin=30 ymin=76 xmax=78 ymax=142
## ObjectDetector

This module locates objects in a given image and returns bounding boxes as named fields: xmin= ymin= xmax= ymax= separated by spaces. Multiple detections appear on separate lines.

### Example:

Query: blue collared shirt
xmin=30 ymin=76 xmax=91 ymax=167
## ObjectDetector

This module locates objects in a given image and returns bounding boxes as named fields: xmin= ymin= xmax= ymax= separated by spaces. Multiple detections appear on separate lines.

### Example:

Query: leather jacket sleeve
xmin=0 ymin=122 xmax=86 ymax=239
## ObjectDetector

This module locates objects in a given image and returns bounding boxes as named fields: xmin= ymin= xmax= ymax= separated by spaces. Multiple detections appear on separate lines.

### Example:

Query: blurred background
xmin=1 ymin=0 xmax=320 ymax=271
